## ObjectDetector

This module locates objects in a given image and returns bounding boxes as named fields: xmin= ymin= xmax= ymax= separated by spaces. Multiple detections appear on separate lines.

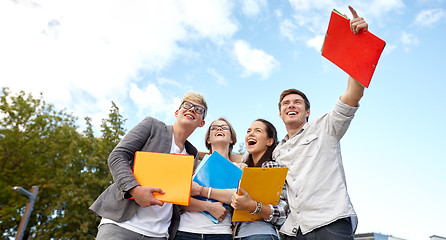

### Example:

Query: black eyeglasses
xmin=181 ymin=101 xmax=206 ymax=115
xmin=210 ymin=125 xmax=230 ymax=131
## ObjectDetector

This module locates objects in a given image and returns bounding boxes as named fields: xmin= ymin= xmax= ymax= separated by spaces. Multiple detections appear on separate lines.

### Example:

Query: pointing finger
xmin=349 ymin=5 xmax=359 ymax=19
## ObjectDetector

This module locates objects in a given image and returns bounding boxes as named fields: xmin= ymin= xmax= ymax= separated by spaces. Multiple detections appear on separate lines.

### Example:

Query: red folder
xmin=321 ymin=9 xmax=386 ymax=88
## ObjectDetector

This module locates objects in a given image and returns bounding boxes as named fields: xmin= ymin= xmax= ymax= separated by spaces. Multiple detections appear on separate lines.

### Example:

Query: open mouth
xmin=215 ymin=132 xmax=225 ymax=137
xmin=287 ymin=111 xmax=297 ymax=116
xmin=185 ymin=113 xmax=195 ymax=119
xmin=247 ymin=138 xmax=257 ymax=146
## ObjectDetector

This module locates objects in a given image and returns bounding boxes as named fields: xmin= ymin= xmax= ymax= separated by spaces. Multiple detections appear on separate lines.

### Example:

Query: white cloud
xmin=274 ymin=9 xmax=283 ymax=18
xmin=306 ymin=35 xmax=324 ymax=52
xmin=401 ymin=31 xmax=419 ymax=52
xmin=363 ymin=0 xmax=405 ymax=19
xmin=207 ymin=68 xmax=227 ymax=86
xmin=288 ymin=0 xmax=336 ymax=12
xmin=177 ymin=0 xmax=238 ymax=45
xmin=288 ymin=0 xmax=335 ymax=33
xmin=401 ymin=32 xmax=419 ymax=45
xmin=414 ymin=8 xmax=445 ymax=27
xmin=285 ymin=0 xmax=404 ymax=50
xmin=157 ymin=78 xmax=183 ymax=89
xmin=129 ymin=82 xmax=181 ymax=121
xmin=280 ymin=19 xmax=299 ymax=42
xmin=382 ymin=44 xmax=397 ymax=55
xmin=241 ymin=0 xmax=267 ymax=17
xmin=129 ymin=83 xmax=164 ymax=114
xmin=0 ymin=0 xmax=238 ymax=130
xmin=286 ymin=0 xmax=338 ymax=45
xmin=233 ymin=40 xmax=279 ymax=79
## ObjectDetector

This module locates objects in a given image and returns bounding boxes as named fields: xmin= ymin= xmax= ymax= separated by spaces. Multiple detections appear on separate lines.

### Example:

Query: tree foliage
xmin=0 ymin=88 xmax=126 ymax=239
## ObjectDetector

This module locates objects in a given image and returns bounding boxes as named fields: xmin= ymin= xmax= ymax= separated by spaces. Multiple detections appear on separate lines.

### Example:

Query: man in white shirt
xmin=273 ymin=6 xmax=368 ymax=240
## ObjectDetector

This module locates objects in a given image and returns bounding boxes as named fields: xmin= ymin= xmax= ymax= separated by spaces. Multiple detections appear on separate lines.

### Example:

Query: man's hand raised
xmin=349 ymin=6 xmax=368 ymax=34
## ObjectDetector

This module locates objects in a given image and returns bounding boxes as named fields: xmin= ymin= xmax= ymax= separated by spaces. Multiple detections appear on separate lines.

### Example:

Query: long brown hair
xmin=245 ymin=119 xmax=278 ymax=167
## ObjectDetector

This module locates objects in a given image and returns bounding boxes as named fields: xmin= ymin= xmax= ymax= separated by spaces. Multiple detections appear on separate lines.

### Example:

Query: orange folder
xmin=232 ymin=167 xmax=288 ymax=222
xmin=132 ymin=151 xmax=194 ymax=206
xmin=321 ymin=9 xmax=386 ymax=88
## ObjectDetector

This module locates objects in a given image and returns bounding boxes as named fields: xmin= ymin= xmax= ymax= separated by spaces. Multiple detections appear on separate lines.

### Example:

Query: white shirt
xmin=273 ymin=99 xmax=358 ymax=236
xmin=177 ymin=153 xmax=233 ymax=234
xmin=178 ymin=208 xmax=232 ymax=234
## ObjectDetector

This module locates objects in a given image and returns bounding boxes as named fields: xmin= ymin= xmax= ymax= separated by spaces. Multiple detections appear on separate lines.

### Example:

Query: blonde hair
xmin=181 ymin=91 xmax=208 ymax=119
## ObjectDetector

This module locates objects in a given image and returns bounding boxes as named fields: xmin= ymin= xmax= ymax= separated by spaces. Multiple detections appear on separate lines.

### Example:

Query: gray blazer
xmin=89 ymin=116 xmax=199 ymax=239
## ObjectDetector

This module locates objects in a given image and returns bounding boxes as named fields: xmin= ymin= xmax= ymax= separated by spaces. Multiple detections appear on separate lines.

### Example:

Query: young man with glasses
xmin=90 ymin=92 xmax=207 ymax=240
xmin=273 ymin=6 xmax=367 ymax=240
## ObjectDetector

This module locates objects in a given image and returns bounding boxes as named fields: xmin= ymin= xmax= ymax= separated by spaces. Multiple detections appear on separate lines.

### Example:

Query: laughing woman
xmin=175 ymin=117 xmax=239 ymax=240
xmin=231 ymin=119 xmax=289 ymax=240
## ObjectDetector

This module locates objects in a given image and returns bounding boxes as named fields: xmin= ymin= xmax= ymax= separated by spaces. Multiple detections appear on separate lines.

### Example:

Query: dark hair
xmin=278 ymin=88 xmax=310 ymax=121
xmin=204 ymin=117 xmax=237 ymax=154
xmin=245 ymin=119 xmax=278 ymax=168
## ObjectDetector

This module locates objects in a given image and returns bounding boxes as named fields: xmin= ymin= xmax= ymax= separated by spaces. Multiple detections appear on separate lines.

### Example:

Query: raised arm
xmin=340 ymin=6 xmax=367 ymax=107
xmin=340 ymin=76 xmax=365 ymax=107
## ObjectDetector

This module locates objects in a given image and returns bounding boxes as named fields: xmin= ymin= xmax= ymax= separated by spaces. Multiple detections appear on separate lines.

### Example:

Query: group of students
xmin=176 ymin=117 xmax=286 ymax=240
xmin=90 ymin=6 xmax=368 ymax=240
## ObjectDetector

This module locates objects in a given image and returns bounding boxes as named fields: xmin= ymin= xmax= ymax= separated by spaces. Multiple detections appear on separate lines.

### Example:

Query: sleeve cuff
xmin=265 ymin=204 xmax=274 ymax=222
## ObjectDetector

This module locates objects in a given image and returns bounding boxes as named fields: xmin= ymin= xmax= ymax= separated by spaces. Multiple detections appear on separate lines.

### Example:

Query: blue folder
xmin=192 ymin=151 xmax=243 ymax=223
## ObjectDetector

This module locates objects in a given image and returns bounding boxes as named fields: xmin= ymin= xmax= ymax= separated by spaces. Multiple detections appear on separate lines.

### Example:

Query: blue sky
xmin=1 ymin=0 xmax=445 ymax=239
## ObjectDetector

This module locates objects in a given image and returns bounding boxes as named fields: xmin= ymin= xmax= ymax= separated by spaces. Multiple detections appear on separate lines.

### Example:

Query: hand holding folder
xmin=128 ymin=185 xmax=165 ymax=207
xmin=231 ymin=188 xmax=256 ymax=211
xmin=132 ymin=151 xmax=195 ymax=206
xmin=232 ymin=167 xmax=288 ymax=222
xmin=192 ymin=151 xmax=243 ymax=223
xmin=321 ymin=7 xmax=386 ymax=88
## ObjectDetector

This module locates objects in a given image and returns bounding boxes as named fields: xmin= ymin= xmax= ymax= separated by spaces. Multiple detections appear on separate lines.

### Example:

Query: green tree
xmin=0 ymin=88 xmax=126 ymax=239
xmin=237 ymin=142 xmax=246 ymax=155
xmin=0 ymin=87 xmax=81 ymax=238
xmin=76 ymin=102 xmax=126 ymax=238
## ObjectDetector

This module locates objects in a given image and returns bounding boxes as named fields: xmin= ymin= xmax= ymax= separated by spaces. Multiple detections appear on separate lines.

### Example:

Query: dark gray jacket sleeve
xmin=108 ymin=117 xmax=155 ymax=197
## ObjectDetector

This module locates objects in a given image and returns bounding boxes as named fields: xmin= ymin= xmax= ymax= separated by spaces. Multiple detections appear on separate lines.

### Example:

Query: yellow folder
xmin=232 ymin=167 xmax=288 ymax=222
xmin=132 ymin=151 xmax=194 ymax=206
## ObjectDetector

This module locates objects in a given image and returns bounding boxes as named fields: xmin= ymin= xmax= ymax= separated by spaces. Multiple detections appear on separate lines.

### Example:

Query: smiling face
xmin=245 ymin=121 xmax=274 ymax=159
xmin=204 ymin=118 xmax=237 ymax=153
xmin=208 ymin=120 xmax=233 ymax=146
xmin=279 ymin=93 xmax=310 ymax=131
xmin=175 ymin=100 xmax=206 ymax=130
